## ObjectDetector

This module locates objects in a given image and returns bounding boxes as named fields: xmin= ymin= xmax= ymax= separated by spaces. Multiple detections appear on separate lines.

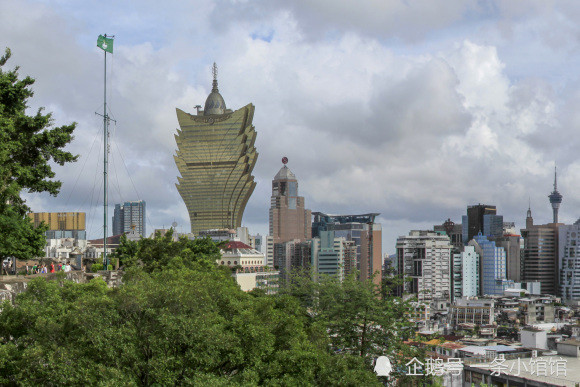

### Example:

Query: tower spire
xmin=548 ymin=165 xmax=563 ymax=223
xmin=211 ymin=62 xmax=219 ymax=92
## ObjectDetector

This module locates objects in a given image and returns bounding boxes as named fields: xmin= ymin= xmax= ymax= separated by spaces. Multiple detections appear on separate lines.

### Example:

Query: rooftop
xmin=468 ymin=355 xmax=580 ymax=386
xmin=274 ymin=165 xmax=296 ymax=181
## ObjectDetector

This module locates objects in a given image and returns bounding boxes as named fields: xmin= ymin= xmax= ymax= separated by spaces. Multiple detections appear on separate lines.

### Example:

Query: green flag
xmin=97 ymin=35 xmax=114 ymax=54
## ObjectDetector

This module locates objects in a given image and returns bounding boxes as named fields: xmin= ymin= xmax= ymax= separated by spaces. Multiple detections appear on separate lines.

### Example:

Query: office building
xmin=494 ymin=234 xmax=522 ymax=283
xmin=311 ymin=230 xmax=348 ymax=280
xmin=452 ymin=245 xmax=480 ymax=299
xmin=269 ymin=160 xmax=311 ymax=244
xmin=521 ymin=206 xmax=560 ymax=295
xmin=28 ymin=212 xmax=85 ymax=231
xmin=469 ymin=233 xmax=508 ymax=296
xmin=28 ymin=212 xmax=86 ymax=240
xmin=462 ymin=204 xmax=503 ymax=243
xmin=558 ymin=222 xmax=580 ymax=301
xmin=396 ymin=230 xmax=452 ymax=302
xmin=174 ymin=64 xmax=257 ymax=234
xmin=112 ymin=200 xmax=146 ymax=237
xmin=312 ymin=212 xmax=382 ymax=286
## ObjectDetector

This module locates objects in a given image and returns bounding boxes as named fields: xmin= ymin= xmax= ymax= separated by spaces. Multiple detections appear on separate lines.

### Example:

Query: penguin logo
xmin=374 ymin=356 xmax=392 ymax=376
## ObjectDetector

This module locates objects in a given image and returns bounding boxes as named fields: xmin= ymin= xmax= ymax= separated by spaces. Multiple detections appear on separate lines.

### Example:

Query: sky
xmin=3 ymin=0 xmax=580 ymax=254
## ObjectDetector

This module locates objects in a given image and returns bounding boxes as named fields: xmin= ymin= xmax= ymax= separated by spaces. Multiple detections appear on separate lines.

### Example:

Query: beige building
xmin=218 ymin=240 xmax=279 ymax=294
xmin=28 ymin=212 xmax=85 ymax=230
xmin=269 ymin=162 xmax=311 ymax=244
xmin=360 ymin=223 xmax=382 ymax=286
xmin=174 ymin=64 xmax=257 ymax=234
xmin=521 ymin=206 xmax=560 ymax=295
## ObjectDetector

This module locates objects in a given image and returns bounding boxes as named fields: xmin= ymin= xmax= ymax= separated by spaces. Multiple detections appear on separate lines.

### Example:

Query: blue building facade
xmin=471 ymin=233 xmax=508 ymax=296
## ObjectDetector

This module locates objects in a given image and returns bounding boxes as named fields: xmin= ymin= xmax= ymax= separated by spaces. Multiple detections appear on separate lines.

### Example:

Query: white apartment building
xmin=396 ymin=230 xmax=452 ymax=302
xmin=559 ymin=223 xmax=580 ymax=301
xmin=453 ymin=245 xmax=480 ymax=299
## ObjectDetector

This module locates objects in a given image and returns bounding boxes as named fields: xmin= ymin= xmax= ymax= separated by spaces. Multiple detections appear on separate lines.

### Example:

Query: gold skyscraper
xmin=174 ymin=64 xmax=257 ymax=234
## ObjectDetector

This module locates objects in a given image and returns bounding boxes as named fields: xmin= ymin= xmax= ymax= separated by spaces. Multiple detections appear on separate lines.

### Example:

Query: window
xmin=288 ymin=182 xmax=297 ymax=197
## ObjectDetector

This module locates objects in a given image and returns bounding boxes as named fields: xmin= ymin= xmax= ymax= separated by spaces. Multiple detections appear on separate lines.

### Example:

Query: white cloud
xmin=4 ymin=0 xmax=580 ymax=253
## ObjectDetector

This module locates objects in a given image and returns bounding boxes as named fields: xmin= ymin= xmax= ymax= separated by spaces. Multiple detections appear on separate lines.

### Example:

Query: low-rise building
xmin=450 ymin=299 xmax=494 ymax=327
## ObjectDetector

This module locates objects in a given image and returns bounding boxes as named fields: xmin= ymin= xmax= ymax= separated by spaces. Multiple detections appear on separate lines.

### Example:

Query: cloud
xmin=5 ymin=0 xmax=580 ymax=253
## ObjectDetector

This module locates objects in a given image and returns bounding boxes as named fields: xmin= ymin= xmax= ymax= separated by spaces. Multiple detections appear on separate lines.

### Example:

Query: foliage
xmin=110 ymin=233 xmax=138 ymax=267
xmin=116 ymin=228 xmax=220 ymax=273
xmin=0 ymin=206 xmax=46 ymax=260
xmin=0 ymin=48 xmax=77 ymax=260
xmin=280 ymin=270 xmax=432 ymax=383
xmin=91 ymin=263 xmax=103 ymax=272
xmin=0 ymin=237 xmax=386 ymax=385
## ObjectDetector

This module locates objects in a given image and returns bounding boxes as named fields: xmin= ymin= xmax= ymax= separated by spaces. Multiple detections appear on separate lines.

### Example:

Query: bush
xmin=107 ymin=264 xmax=113 ymax=271
xmin=92 ymin=263 xmax=103 ymax=272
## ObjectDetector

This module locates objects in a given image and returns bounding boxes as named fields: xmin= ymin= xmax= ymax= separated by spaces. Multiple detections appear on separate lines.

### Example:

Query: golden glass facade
xmin=27 ymin=212 xmax=86 ymax=230
xmin=174 ymin=70 xmax=257 ymax=234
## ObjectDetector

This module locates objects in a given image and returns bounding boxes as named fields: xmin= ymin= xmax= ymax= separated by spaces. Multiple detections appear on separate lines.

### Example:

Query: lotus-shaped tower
xmin=174 ymin=64 xmax=257 ymax=234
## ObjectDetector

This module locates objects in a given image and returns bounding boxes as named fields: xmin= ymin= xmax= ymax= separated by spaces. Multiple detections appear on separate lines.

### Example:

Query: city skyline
xmin=4 ymin=1 xmax=580 ymax=253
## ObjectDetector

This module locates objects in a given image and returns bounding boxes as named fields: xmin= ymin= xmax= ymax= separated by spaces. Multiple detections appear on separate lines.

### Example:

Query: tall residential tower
xmin=174 ymin=64 xmax=257 ymax=234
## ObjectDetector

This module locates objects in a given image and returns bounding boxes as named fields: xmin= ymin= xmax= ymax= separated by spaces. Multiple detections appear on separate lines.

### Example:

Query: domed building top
xmin=204 ymin=63 xmax=227 ymax=116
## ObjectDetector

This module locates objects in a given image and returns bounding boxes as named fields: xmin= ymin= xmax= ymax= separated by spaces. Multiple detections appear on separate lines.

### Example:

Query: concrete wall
xmin=557 ymin=343 xmax=580 ymax=357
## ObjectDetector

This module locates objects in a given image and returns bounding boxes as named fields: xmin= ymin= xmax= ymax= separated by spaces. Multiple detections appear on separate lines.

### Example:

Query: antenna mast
xmin=96 ymin=34 xmax=115 ymax=269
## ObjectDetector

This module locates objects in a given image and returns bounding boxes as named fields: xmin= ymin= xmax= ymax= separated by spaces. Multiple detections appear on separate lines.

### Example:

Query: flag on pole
xmin=97 ymin=35 xmax=114 ymax=54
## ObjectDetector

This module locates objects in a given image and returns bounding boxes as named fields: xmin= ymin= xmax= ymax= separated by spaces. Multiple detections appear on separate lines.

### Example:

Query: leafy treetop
xmin=0 ymin=48 xmax=77 ymax=216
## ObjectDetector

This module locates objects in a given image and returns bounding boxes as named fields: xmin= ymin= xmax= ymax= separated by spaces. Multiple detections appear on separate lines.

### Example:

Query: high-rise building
xmin=558 ymin=221 xmax=580 ymax=301
xmin=274 ymin=239 xmax=311 ymax=283
xmin=360 ymin=223 xmax=382 ymax=285
xmin=452 ymin=245 xmax=480 ymax=299
xmin=494 ymin=234 xmax=522 ymax=283
xmin=28 ymin=212 xmax=86 ymax=240
xmin=269 ymin=160 xmax=311 ymax=244
xmin=396 ymin=230 xmax=452 ymax=302
xmin=469 ymin=234 xmax=509 ymax=296
xmin=462 ymin=204 xmax=503 ymax=243
xmin=112 ymin=201 xmax=146 ymax=237
xmin=548 ymin=167 xmax=563 ymax=224
xmin=311 ymin=230 xmax=348 ymax=280
xmin=521 ymin=205 xmax=560 ymax=296
xmin=174 ymin=64 xmax=257 ymax=234
xmin=311 ymin=212 xmax=382 ymax=286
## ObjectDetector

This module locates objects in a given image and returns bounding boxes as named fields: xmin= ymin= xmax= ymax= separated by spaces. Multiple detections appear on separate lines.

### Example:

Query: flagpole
xmin=103 ymin=35 xmax=108 ymax=270
xmin=96 ymin=34 xmax=114 ymax=270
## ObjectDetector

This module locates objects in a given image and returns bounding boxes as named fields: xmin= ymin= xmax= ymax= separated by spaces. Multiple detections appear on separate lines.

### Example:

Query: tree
xmin=0 ymin=238 xmax=382 ymax=385
xmin=0 ymin=48 xmax=77 ymax=260
xmin=0 ymin=206 xmax=46 ymax=261
xmin=280 ymin=270 xmax=436 ymax=384
xmin=0 ymin=48 xmax=77 ymax=214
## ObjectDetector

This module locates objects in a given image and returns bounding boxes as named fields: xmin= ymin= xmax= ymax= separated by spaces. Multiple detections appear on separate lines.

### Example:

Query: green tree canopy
xmin=0 ymin=48 xmax=77 ymax=261
xmin=0 ymin=249 xmax=380 ymax=385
